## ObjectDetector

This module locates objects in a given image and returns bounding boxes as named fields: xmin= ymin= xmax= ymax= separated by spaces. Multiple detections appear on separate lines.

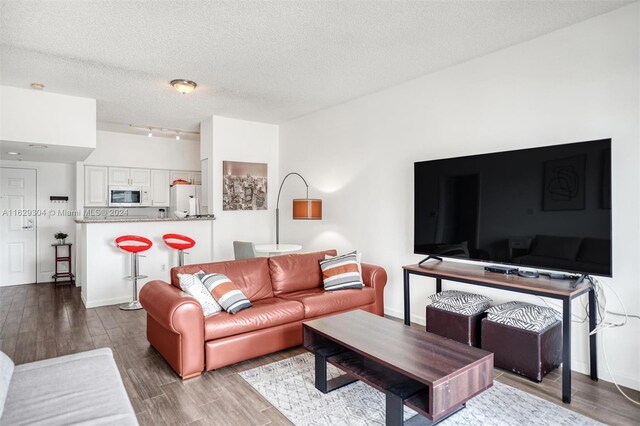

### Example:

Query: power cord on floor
xmin=588 ymin=277 xmax=639 ymax=406
xmin=538 ymin=277 xmax=639 ymax=405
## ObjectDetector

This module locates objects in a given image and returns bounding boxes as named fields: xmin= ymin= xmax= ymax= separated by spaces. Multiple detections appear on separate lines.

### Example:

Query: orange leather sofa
xmin=139 ymin=250 xmax=387 ymax=379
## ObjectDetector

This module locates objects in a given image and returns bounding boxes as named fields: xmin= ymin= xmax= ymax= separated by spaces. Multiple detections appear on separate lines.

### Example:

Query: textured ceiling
xmin=0 ymin=0 xmax=631 ymax=131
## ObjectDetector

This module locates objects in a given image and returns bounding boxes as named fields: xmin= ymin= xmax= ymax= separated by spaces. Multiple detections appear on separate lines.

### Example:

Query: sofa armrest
xmin=361 ymin=263 xmax=387 ymax=316
xmin=139 ymin=280 xmax=204 ymax=379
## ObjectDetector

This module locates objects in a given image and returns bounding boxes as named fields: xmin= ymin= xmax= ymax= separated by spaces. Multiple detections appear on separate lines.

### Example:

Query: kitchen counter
xmin=75 ymin=217 xmax=213 ymax=308
xmin=75 ymin=215 xmax=215 ymax=224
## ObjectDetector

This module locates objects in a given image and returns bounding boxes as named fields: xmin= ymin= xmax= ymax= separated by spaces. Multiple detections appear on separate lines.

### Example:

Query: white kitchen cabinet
xmin=108 ymin=167 xmax=130 ymax=186
xmin=192 ymin=172 xmax=202 ymax=185
xmin=170 ymin=170 xmax=192 ymax=183
xmin=130 ymin=168 xmax=151 ymax=186
xmin=86 ymin=166 xmax=198 ymax=208
xmin=109 ymin=167 xmax=150 ymax=186
xmin=170 ymin=170 xmax=201 ymax=184
xmin=84 ymin=166 xmax=108 ymax=206
xmin=150 ymin=169 xmax=170 ymax=206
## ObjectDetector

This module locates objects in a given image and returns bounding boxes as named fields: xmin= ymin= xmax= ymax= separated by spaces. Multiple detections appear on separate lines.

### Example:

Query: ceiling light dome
xmin=170 ymin=79 xmax=197 ymax=94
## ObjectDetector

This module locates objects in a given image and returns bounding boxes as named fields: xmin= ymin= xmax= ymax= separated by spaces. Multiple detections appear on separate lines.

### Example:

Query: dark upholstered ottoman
xmin=481 ymin=318 xmax=562 ymax=382
xmin=426 ymin=305 xmax=485 ymax=347
xmin=426 ymin=290 xmax=492 ymax=348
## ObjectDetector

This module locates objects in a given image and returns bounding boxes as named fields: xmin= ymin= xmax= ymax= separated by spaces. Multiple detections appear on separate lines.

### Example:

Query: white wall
xmin=200 ymin=118 xmax=214 ymax=214
xmin=0 ymin=160 xmax=77 ymax=283
xmin=279 ymin=4 xmax=639 ymax=389
xmin=0 ymin=86 xmax=96 ymax=148
xmin=201 ymin=116 xmax=279 ymax=260
xmin=85 ymin=130 xmax=200 ymax=170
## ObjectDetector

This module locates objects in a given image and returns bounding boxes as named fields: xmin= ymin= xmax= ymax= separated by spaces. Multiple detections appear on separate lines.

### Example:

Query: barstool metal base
xmin=119 ymin=301 xmax=143 ymax=311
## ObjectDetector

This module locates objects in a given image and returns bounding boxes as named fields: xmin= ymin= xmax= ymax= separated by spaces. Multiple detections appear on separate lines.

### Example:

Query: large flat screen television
xmin=414 ymin=139 xmax=612 ymax=277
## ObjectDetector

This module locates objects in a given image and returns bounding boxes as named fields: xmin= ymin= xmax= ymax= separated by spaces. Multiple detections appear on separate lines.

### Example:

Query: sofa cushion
xmin=199 ymin=273 xmax=252 ymax=314
xmin=268 ymin=250 xmax=337 ymax=295
xmin=530 ymin=235 xmax=582 ymax=261
xmin=2 ymin=348 xmax=137 ymax=426
xmin=278 ymin=287 xmax=375 ymax=318
xmin=204 ymin=297 xmax=304 ymax=340
xmin=172 ymin=257 xmax=274 ymax=301
xmin=0 ymin=351 xmax=14 ymax=419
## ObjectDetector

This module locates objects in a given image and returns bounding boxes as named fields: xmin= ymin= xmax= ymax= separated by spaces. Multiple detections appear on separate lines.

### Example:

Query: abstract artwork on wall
xmin=223 ymin=161 xmax=268 ymax=211
xmin=543 ymin=155 xmax=585 ymax=211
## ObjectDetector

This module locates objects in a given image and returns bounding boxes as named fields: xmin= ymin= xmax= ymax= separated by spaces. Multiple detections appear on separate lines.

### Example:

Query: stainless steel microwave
xmin=108 ymin=186 xmax=149 ymax=207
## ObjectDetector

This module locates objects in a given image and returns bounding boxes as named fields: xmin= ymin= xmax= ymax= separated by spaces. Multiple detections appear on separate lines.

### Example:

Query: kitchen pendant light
xmin=170 ymin=79 xmax=197 ymax=94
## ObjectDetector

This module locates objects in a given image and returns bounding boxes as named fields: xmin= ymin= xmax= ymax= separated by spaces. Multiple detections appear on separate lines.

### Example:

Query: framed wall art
xmin=222 ymin=161 xmax=268 ymax=211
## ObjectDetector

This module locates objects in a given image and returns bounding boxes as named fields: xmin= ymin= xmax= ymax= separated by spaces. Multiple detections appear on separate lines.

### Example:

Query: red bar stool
xmin=115 ymin=235 xmax=152 ymax=311
xmin=163 ymin=234 xmax=196 ymax=266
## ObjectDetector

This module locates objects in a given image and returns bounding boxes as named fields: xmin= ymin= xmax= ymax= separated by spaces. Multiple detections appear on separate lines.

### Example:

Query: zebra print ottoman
xmin=481 ymin=318 xmax=562 ymax=382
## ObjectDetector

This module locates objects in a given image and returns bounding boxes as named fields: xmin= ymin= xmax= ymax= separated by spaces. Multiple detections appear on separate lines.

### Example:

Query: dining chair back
xmin=233 ymin=241 xmax=256 ymax=260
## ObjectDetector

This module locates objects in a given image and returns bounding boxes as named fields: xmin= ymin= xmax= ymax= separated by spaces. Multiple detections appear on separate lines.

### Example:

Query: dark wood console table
xmin=402 ymin=261 xmax=597 ymax=404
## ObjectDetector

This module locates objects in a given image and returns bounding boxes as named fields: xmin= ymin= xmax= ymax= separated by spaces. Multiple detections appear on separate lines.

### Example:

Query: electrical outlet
xmin=161 ymin=264 xmax=166 ymax=272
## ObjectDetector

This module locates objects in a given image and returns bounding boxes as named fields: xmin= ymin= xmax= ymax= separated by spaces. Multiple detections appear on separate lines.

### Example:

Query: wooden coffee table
xmin=303 ymin=310 xmax=493 ymax=425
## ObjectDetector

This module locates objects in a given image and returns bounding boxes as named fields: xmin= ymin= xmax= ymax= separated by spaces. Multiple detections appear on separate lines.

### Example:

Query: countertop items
xmin=75 ymin=215 xmax=215 ymax=224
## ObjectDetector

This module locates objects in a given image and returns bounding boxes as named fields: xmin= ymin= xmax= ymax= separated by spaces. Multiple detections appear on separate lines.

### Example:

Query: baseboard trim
xmin=385 ymin=306 xmax=425 ymax=326
xmin=82 ymin=295 xmax=132 ymax=309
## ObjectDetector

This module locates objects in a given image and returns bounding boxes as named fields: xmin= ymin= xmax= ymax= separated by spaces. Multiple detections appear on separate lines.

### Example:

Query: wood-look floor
xmin=1 ymin=283 xmax=638 ymax=425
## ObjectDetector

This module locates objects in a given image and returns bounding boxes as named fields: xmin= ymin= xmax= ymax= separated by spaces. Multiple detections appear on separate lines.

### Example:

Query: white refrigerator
xmin=170 ymin=185 xmax=201 ymax=216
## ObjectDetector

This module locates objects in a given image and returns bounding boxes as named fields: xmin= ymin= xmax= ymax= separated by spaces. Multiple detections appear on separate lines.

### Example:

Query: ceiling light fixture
xmin=30 ymin=83 xmax=45 ymax=90
xmin=170 ymin=79 xmax=197 ymax=94
xmin=7 ymin=151 xmax=21 ymax=155
xmin=28 ymin=144 xmax=48 ymax=149
xmin=129 ymin=124 xmax=199 ymax=138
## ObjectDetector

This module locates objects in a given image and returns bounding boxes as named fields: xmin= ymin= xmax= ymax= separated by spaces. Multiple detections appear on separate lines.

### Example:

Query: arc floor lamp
xmin=276 ymin=172 xmax=322 ymax=244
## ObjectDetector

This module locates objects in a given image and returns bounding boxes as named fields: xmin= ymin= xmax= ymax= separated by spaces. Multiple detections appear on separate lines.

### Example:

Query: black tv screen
xmin=414 ymin=139 xmax=612 ymax=277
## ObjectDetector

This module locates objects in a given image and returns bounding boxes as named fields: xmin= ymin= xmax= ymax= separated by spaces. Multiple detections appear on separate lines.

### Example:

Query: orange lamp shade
xmin=292 ymin=199 xmax=322 ymax=220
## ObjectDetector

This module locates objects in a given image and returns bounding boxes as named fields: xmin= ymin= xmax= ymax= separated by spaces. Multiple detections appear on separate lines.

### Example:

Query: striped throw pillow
xmin=319 ymin=252 xmax=364 ymax=291
xmin=197 ymin=273 xmax=252 ymax=314
xmin=177 ymin=272 xmax=222 ymax=316
xmin=325 ymin=251 xmax=362 ymax=275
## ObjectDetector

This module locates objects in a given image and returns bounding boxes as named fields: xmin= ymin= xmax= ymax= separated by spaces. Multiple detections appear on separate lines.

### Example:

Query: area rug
xmin=239 ymin=352 xmax=599 ymax=426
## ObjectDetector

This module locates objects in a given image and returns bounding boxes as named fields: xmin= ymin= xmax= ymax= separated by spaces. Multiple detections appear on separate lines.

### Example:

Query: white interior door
xmin=0 ymin=168 xmax=37 ymax=286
